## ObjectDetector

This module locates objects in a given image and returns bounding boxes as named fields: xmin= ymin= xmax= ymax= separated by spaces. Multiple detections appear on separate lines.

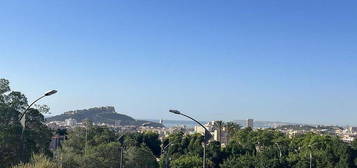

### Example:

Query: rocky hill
xmin=46 ymin=106 xmax=163 ymax=127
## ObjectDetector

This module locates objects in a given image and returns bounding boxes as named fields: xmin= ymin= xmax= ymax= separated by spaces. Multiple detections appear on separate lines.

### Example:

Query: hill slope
xmin=46 ymin=106 xmax=163 ymax=127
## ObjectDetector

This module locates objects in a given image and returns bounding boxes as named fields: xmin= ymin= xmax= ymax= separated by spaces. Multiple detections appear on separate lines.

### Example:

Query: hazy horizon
xmin=43 ymin=105 xmax=354 ymax=127
xmin=2 ymin=1 xmax=357 ymax=126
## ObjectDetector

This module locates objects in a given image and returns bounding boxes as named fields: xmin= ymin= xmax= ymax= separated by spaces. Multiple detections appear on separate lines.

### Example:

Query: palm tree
xmin=225 ymin=122 xmax=241 ymax=143
xmin=213 ymin=121 xmax=224 ymax=143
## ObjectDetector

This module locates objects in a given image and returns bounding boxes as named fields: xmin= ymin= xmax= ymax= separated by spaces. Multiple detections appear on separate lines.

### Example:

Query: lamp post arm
xmin=163 ymin=142 xmax=172 ymax=151
xmin=179 ymin=113 xmax=210 ymax=133
xmin=19 ymin=95 xmax=46 ymax=121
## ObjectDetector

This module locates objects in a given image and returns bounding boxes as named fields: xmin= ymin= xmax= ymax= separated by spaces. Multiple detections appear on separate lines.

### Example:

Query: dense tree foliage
xmin=3 ymin=78 xmax=357 ymax=168
xmin=164 ymin=126 xmax=357 ymax=168
xmin=170 ymin=155 xmax=203 ymax=168
xmin=219 ymin=128 xmax=357 ymax=168
xmin=0 ymin=79 xmax=52 ymax=168
xmin=125 ymin=146 xmax=159 ymax=168
xmin=57 ymin=125 xmax=160 ymax=168
xmin=59 ymin=126 xmax=122 ymax=168
xmin=121 ymin=131 xmax=162 ymax=157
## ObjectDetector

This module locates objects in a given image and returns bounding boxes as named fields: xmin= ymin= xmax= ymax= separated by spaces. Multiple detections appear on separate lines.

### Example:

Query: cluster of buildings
xmin=46 ymin=118 xmax=193 ymax=138
xmin=47 ymin=118 xmax=158 ymax=133
xmin=47 ymin=118 xmax=81 ymax=129
xmin=277 ymin=124 xmax=357 ymax=142
xmin=47 ymin=117 xmax=357 ymax=151
xmin=193 ymin=119 xmax=254 ymax=146
xmin=191 ymin=119 xmax=357 ymax=144
xmin=47 ymin=117 xmax=255 ymax=148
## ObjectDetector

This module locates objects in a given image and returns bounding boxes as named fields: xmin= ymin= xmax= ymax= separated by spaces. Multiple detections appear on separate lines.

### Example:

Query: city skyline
xmin=44 ymin=105 xmax=353 ymax=127
xmin=1 ymin=1 xmax=357 ymax=125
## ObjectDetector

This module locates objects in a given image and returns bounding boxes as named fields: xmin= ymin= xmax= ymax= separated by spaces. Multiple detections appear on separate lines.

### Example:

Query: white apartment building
xmin=65 ymin=118 xmax=77 ymax=127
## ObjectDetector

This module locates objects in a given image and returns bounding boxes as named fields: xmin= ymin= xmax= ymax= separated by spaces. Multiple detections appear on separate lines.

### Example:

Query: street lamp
xmin=309 ymin=152 xmax=312 ymax=168
xmin=18 ymin=89 xmax=57 ymax=162
xmin=169 ymin=109 xmax=212 ymax=168
xmin=19 ymin=90 xmax=58 ymax=129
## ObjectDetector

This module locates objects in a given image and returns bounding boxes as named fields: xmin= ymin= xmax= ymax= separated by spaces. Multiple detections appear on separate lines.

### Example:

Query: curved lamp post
xmin=169 ymin=109 xmax=212 ymax=168
xmin=18 ymin=89 xmax=57 ymax=162
xmin=19 ymin=90 xmax=57 ymax=129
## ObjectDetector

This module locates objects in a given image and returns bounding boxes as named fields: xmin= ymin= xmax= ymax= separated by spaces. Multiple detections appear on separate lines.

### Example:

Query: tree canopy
xmin=3 ymin=78 xmax=357 ymax=168
xmin=0 ymin=79 xmax=52 ymax=168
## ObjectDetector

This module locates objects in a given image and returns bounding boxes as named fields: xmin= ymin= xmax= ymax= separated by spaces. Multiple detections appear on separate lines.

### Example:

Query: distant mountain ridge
xmin=46 ymin=106 xmax=164 ymax=127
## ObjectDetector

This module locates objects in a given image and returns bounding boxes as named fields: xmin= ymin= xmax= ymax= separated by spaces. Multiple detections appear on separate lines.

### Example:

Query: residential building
xmin=247 ymin=119 xmax=254 ymax=128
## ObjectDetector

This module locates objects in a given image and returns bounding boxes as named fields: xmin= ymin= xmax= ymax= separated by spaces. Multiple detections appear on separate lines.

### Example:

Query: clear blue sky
xmin=1 ymin=1 xmax=357 ymax=125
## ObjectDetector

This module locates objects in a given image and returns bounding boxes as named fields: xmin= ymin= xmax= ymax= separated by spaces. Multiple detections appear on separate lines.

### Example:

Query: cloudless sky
xmin=1 ymin=0 xmax=357 ymax=125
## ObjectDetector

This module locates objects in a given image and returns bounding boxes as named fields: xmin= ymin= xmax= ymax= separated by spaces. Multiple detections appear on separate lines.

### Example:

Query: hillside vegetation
xmin=46 ymin=106 xmax=163 ymax=127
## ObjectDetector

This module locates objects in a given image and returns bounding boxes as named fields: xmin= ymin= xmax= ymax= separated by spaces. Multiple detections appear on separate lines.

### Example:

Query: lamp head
xmin=169 ymin=109 xmax=181 ymax=115
xmin=44 ymin=90 xmax=58 ymax=96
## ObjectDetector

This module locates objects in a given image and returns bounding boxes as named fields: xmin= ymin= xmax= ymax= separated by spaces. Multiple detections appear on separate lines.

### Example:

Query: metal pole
xmin=85 ymin=127 xmax=87 ymax=156
xmin=310 ymin=151 xmax=312 ymax=168
xmin=117 ymin=135 xmax=125 ymax=168
xmin=275 ymin=143 xmax=282 ymax=158
xmin=84 ymin=126 xmax=88 ymax=168
xmin=162 ymin=142 xmax=173 ymax=168
xmin=20 ymin=95 xmax=45 ymax=162
xmin=21 ymin=134 xmax=26 ymax=162
xmin=203 ymin=142 xmax=206 ymax=168
xmin=120 ymin=147 xmax=123 ymax=168
xmin=165 ymin=154 xmax=169 ymax=168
